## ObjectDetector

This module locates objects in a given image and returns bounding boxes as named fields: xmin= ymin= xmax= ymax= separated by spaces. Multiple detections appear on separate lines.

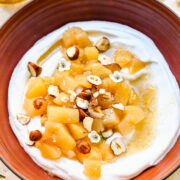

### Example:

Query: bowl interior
xmin=0 ymin=0 xmax=179 ymax=179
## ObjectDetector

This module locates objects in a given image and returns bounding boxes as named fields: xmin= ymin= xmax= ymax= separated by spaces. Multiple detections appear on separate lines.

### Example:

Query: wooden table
xmin=0 ymin=0 xmax=179 ymax=179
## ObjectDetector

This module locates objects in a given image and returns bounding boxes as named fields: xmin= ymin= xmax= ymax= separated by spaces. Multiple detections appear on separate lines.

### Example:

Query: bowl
xmin=0 ymin=0 xmax=179 ymax=179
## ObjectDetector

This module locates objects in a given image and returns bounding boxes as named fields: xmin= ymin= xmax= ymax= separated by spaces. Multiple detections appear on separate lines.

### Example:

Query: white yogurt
xmin=8 ymin=21 xmax=180 ymax=180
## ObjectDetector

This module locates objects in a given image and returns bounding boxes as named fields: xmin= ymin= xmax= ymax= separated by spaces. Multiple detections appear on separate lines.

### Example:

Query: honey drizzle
xmin=37 ymin=39 xmax=62 ymax=65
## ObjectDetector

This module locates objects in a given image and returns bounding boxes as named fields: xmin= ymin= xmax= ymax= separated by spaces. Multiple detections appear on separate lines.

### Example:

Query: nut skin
xmin=77 ymin=92 xmax=91 ymax=101
xmin=105 ymin=63 xmax=121 ymax=72
xmin=48 ymin=85 xmax=60 ymax=98
xmin=89 ymin=96 xmax=98 ymax=107
xmin=33 ymin=98 xmax=45 ymax=109
xmin=76 ymin=140 xmax=91 ymax=154
xmin=66 ymin=46 xmax=79 ymax=60
xmin=110 ymin=137 xmax=126 ymax=156
xmin=28 ymin=62 xmax=42 ymax=77
xmin=78 ymin=108 xmax=88 ymax=121
xmin=29 ymin=130 xmax=42 ymax=141
xmin=87 ymin=75 xmax=102 ymax=86
xmin=95 ymin=37 xmax=110 ymax=52
xmin=76 ymin=97 xmax=90 ymax=109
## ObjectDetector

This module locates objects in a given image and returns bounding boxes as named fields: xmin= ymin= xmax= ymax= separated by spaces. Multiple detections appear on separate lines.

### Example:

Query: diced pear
xmin=129 ymin=58 xmax=147 ymax=74
xmin=23 ymin=98 xmax=47 ymax=118
xmin=114 ymin=49 xmax=134 ymax=68
xmin=76 ymin=147 xmax=102 ymax=164
xmin=36 ymin=142 xmax=61 ymax=160
xmin=85 ymin=62 xmax=111 ymax=78
xmin=55 ymin=124 xmax=76 ymax=150
xmin=67 ymin=123 xmax=88 ymax=140
xmin=128 ymin=88 xmax=139 ymax=105
xmin=92 ymin=118 xmax=105 ymax=133
xmin=44 ymin=121 xmax=61 ymax=139
xmin=70 ymin=62 xmax=84 ymax=75
xmin=76 ymin=31 xmax=92 ymax=48
xmin=75 ymin=74 xmax=92 ymax=88
xmin=47 ymin=106 xmax=79 ymax=123
xmin=53 ymin=92 xmax=69 ymax=106
xmin=124 ymin=105 xmax=145 ymax=124
xmin=26 ymin=78 xmax=47 ymax=98
xmin=99 ymin=142 xmax=114 ymax=161
xmin=113 ymin=82 xmax=131 ymax=105
xmin=62 ymin=27 xmax=77 ymax=48
xmin=83 ymin=160 xmax=101 ymax=178
xmin=59 ymin=76 xmax=78 ymax=92
xmin=116 ymin=120 xmax=135 ymax=136
xmin=84 ymin=47 xmax=99 ymax=61
xmin=103 ymin=108 xmax=120 ymax=128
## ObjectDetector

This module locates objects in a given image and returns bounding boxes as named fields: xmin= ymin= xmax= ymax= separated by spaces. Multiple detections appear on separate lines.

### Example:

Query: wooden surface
xmin=0 ymin=0 xmax=179 ymax=179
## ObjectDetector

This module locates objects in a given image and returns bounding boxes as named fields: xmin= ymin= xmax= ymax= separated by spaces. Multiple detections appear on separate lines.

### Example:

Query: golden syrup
xmin=37 ymin=39 xmax=62 ymax=65
xmin=123 ymin=74 xmax=157 ymax=156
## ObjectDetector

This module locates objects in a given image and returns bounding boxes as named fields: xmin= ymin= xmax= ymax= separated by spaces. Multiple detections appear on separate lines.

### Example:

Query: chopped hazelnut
xmin=105 ymin=63 xmax=121 ymax=72
xmin=75 ymin=87 xmax=83 ymax=95
xmin=29 ymin=130 xmax=42 ymax=141
xmin=95 ymin=37 xmax=110 ymax=52
xmin=25 ymin=138 xmax=35 ymax=146
xmin=77 ymin=92 xmax=91 ymax=101
xmin=68 ymin=90 xmax=76 ymax=102
xmin=66 ymin=46 xmax=79 ymax=60
xmin=99 ymin=88 xmax=106 ymax=94
xmin=28 ymin=62 xmax=42 ymax=77
xmin=76 ymin=140 xmax=91 ymax=154
xmin=89 ymin=96 xmax=98 ymax=107
xmin=78 ymin=108 xmax=88 ymax=121
xmin=83 ymin=117 xmax=94 ymax=132
xmin=87 ymin=75 xmax=102 ymax=85
xmin=93 ymin=91 xmax=99 ymax=98
xmin=17 ymin=114 xmax=30 ymax=125
xmin=33 ymin=98 xmax=45 ymax=109
xmin=101 ymin=92 xmax=112 ymax=100
xmin=110 ymin=137 xmax=126 ymax=156
xmin=98 ymin=55 xmax=113 ymax=65
xmin=76 ymin=97 xmax=90 ymax=109
xmin=112 ymin=103 xmax=124 ymax=111
xmin=102 ymin=129 xmax=113 ymax=139
xmin=48 ymin=85 xmax=60 ymax=97
xmin=88 ymin=107 xmax=104 ymax=119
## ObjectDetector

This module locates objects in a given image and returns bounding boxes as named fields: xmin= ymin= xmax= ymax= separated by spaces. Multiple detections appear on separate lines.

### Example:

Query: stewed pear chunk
xmin=124 ymin=105 xmax=145 ymax=124
xmin=83 ymin=117 xmax=94 ymax=132
xmin=55 ymin=124 xmax=76 ymax=150
xmin=36 ymin=142 xmax=62 ymax=160
xmin=83 ymin=160 xmax=101 ymax=178
xmin=25 ymin=78 xmax=47 ymax=98
xmin=84 ymin=47 xmax=99 ymax=61
xmin=47 ymin=106 xmax=79 ymax=123
xmin=24 ymin=98 xmax=47 ymax=118
xmin=68 ymin=123 xmax=88 ymax=140
xmin=103 ymin=108 xmax=120 ymax=128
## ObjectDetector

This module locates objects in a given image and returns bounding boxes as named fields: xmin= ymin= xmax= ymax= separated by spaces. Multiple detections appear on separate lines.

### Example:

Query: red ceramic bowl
xmin=0 ymin=0 xmax=179 ymax=179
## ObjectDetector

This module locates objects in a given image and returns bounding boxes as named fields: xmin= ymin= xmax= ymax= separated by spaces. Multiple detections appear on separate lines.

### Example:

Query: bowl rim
xmin=0 ymin=0 xmax=179 ymax=179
